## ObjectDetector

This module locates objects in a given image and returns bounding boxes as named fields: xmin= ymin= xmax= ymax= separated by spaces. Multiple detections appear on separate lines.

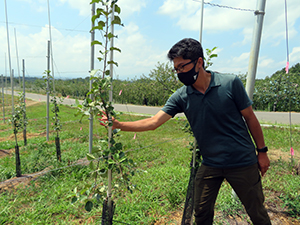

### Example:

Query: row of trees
xmin=4 ymin=63 xmax=300 ymax=112
xmin=252 ymin=63 xmax=300 ymax=112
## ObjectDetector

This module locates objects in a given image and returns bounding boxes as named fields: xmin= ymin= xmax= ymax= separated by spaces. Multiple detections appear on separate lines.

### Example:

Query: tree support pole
xmin=107 ymin=2 xmax=115 ymax=223
xmin=245 ymin=0 xmax=266 ymax=100
xmin=46 ymin=41 xmax=50 ymax=142
xmin=89 ymin=3 xmax=96 ymax=154
xmin=22 ymin=59 xmax=27 ymax=146
xmin=1 ymin=74 xmax=5 ymax=123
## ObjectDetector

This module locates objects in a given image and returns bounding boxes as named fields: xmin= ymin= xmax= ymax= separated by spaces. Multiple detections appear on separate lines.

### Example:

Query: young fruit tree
xmin=72 ymin=1 xmax=135 ymax=224
xmin=10 ymin=93 xmax=27 ymax=177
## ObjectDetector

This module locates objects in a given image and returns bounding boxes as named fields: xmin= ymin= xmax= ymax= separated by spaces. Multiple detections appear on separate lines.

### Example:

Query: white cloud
xmin=59 ymin=0 xmax=146 ymax=18
xmin=158 ymin=0 xmax=300 ymax=45
xmin=0 ymin=24 xmax=90 ymax=78
xmin=233 ymin=52 xmax=250 ymax=63
xmin=59 ymin=0 xmax=89 ymax=16
xmin=16 ymin=0 xmax=47 ymax=13
xmin=112 ymin=22 xmax=168 ymax=79
xmin=290 ymin=46 xmax=300 ymax=64
xmin=258 ymin=58 xmax=274 ymax=68
xmin=158 ymin=0 xmax=254 ymax=32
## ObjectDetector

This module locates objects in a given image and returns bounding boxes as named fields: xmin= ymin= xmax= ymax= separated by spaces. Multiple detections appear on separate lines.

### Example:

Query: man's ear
xmin=197 ymin=57 xmax=204 ymax=69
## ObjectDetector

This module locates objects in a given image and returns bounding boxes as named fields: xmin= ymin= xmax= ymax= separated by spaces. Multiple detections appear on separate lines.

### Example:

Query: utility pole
xmin=245 ymin=0 xmax=266 ymax=100
xmin=89 ymin=3 xmax=96 ymax=154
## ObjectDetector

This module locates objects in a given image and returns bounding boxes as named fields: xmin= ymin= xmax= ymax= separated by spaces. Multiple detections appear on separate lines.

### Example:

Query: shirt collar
xmin=187 ymin=71 xmax=221 ymax=94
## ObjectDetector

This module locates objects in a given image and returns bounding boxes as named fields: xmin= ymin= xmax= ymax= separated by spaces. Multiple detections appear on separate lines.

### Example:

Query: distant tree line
xmin=5 ymin=62 xmax=300 ymax=112
xmin=251 ymin=63 xmax=300 ymax=112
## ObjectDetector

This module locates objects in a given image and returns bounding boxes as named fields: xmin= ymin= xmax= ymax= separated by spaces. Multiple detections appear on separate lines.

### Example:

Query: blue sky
xmin=0 ymin=0 xmax=299 ymax=81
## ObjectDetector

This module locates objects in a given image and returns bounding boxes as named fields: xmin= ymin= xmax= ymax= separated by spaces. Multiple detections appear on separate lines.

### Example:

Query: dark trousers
xmin=194 ymin=163 xmax=271 ymax=225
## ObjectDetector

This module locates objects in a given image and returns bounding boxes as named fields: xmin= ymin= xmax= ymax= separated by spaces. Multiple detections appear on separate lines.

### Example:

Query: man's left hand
xmin=257 ymin=152 xmax=270 ymax=176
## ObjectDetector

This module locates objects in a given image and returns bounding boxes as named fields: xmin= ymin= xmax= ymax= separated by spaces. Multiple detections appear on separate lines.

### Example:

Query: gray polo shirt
xmin=162 ymin=71 xmax=257 ymax=168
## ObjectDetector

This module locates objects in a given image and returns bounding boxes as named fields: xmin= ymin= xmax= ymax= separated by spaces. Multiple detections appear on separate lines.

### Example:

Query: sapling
xmin=72 ymin=0 xmax=135 ymax=221
xmin=10 ymin=92 xmax=27 ymax=177
xmin=43 ymin=71 xmax=63 ymax=161
xmin=51 ymin=95 xmax=63 ymax=161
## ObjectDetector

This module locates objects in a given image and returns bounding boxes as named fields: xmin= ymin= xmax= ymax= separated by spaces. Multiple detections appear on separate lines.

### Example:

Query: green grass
xmin=0 ymin=100 xmax=300 ymax=224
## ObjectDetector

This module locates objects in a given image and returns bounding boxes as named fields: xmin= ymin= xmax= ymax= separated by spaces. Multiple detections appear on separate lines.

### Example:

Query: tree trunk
xmin=23 ymin=128 xmax=27 ymax=146
xmin=15 ymin=144 xmax=21 ymax=177
xmin=55 ymin=136 xmax=61 ymax=161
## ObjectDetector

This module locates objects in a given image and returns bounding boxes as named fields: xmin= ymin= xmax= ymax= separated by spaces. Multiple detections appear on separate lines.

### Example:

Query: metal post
xmin=11 ymin=69 xmax=14 ymax=114
xmin=5 ymin=53 xmax=7 ymax=97
xmin=4 ymin=0 xmax=13 ymax=109
xmin=89 ymin=3 xmax=96 ymax=154
xmin=199 ymin=0 xmax=205 ymax=44
xmin=22 ymin=59 xmax=27 ymax=145
xmin=245 ymin=0 xmax=266 ymax=100
xmin=14 ymin=28 xmax=21 ymax=86
xmin=1 ymin=74 xmax=5 ymax=123
xmin=46 ymin=41 xmax=50 ymax=142
xmin=107 ymin=3 xmax=115 ymax=222
xmin=47 ymin=0 xmax=55 ymax=93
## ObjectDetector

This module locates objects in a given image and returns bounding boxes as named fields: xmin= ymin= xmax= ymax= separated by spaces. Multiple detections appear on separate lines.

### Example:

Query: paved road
xmin=10 ymin=91 xmax=300 ymax=125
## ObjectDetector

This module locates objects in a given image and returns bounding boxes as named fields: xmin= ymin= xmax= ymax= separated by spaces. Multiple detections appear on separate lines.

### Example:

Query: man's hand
xmin=98 ymin=113 xmax=119 ymax=130
xmin=257 ymin=152 xmax=270 ymax=176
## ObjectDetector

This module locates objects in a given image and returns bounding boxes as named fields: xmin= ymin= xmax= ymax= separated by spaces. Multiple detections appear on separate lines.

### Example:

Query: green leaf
xmin=112 ymin=16 xmax=122 ymax=25
xmin=71 ymin=196 xmax=77 ymax=204
xmin=115 ymin=4 xmax=121 ymax=14
xmin=106 ymin=33 xmax=115 ymax=40
xmin=91 ymin=146 xmax=100 ymax=153
xmin=84 ymin=201 xmax=93 ymax=212
xmin=91 ymin=40 xmax=102 ymax=46
xmin=90 ymin=0 xmax=100 ymax=4
xmin=89 ymin=161 xmax=94 ymax=170
xmin=110 ymin=47 xmax=121 ymax=53
xmin=107 ymin=61 xmax=118 ymax=67
xmin=90 ymin=69 xmax=99 ymax=76
xmin=210 ymin=54 xmax=218 ymax=58
xmin=87 ymin=153 xmax=96 ymax=160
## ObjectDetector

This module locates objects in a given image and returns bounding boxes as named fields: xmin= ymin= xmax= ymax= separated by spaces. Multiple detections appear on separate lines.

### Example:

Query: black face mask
xmin=177 ymin=63 xmax=198 ymax=86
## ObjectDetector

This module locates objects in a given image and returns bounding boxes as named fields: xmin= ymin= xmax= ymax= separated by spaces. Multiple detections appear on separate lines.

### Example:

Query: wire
xmin=192 ymin=0 xmax=256 ymax=12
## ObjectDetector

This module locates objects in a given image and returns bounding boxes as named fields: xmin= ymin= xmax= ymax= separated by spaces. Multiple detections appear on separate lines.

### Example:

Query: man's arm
xmin=241 ymin=105 xmax=270 ymax=176
xmin=104 ymin=110 xmax=172 ymax=132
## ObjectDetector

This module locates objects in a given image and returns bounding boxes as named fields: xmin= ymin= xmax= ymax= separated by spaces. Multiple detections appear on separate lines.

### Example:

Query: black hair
xmin=167 ymin=38 xmax=205 ymax=68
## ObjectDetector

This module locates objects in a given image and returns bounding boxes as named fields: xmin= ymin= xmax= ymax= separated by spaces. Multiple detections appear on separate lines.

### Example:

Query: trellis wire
xmin=192 ymin=0 xmax=256 ymax=12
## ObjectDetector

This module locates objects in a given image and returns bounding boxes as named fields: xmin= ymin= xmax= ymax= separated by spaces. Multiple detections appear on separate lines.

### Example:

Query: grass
xmin=0 ymin=97 xmax=300 ymax=224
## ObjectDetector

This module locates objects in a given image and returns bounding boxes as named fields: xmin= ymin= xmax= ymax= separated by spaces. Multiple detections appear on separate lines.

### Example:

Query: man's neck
xmin=192 ymin=70 xmax=211 ymax=94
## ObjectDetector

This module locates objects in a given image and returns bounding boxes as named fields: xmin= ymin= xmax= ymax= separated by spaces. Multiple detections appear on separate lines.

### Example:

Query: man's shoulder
xmin=213 ymin=71 xmax=237 ymax=81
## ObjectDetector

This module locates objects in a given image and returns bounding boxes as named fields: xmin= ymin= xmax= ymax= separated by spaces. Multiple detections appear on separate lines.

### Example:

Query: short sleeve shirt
xmin=162 ymin=71 xmax=257 ymax=168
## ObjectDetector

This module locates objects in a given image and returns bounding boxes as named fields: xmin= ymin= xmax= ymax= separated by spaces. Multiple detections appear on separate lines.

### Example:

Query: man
xmin=103 ymin=38 xmax=271 ymax=224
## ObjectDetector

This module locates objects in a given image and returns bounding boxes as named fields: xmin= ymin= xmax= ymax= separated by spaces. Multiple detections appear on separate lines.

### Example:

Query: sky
xmin=0 ymin=0 xmax=299 ymax=81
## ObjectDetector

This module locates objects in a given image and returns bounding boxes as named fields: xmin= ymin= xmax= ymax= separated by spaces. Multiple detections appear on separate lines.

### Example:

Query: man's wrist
xmin=256 ymin=146 xmax=268 ymax=153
